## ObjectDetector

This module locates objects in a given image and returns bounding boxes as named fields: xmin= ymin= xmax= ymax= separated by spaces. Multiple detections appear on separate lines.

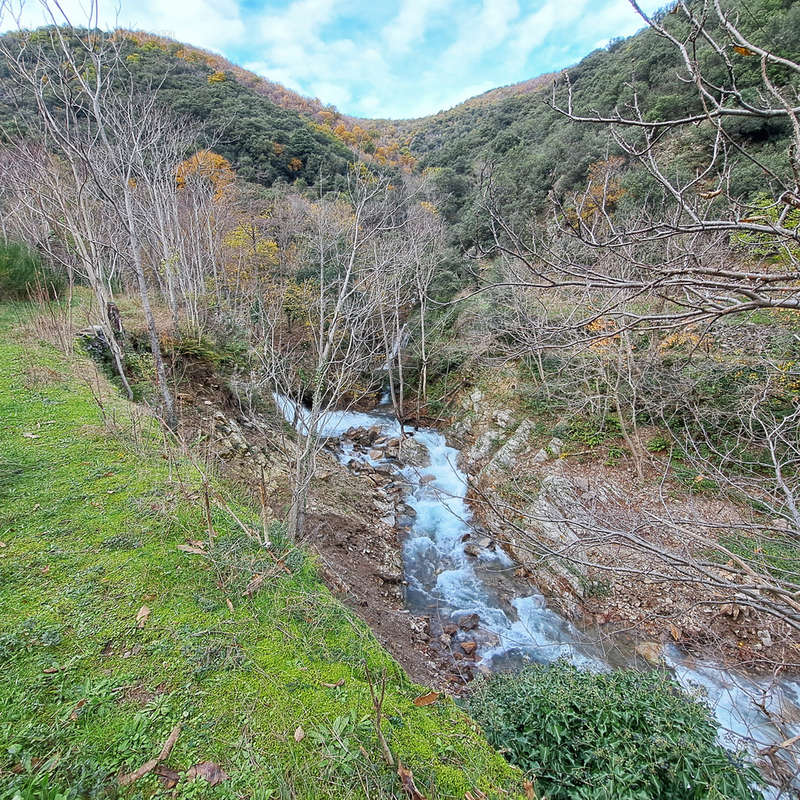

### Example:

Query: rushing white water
xmin=274 ymin=394 xmax=800 ymax=793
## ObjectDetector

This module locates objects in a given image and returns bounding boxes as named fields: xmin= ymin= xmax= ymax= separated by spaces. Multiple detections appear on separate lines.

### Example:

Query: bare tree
xmin=467 ymin=0 xmax=800 ymax=649
xmin=0 ymin=1 xmax=201 ymax=427
xmin=248 ymin=170 xmax=415 ymax=539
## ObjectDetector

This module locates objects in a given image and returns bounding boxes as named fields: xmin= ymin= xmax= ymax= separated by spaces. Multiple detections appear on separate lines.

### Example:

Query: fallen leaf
xmin=153 ymin=764 xmax=180 ymax=789
xmin=40 ymin=565 xmax=50 ymax=575
xmin=243 ymin=573 xmax=267 ymax=597
xmin=22 ymin=432 xmax=40 ymax=439
xmin=523 ymin=780 xmax=536 ymax=799
xmin=177 ymin=543 xmax=206 ymax=555
xmin=669 ymin=624 xmax=681 ymax=642
xmin=135 ymin=606 xmax=151 ymax=628
xmin=225 ymin=598 xmax=234 ymax=613
xmin=69 ymin=699 xmax=86 ymax=721
xmin=42 ymin=666 xmax=60 ymax=674
xmin=158 ymin=723 xmax=181 ymax=761
xmin=322 ymin=678 xmax=345 ymax=688
xmin=733 ymin=44 xmax=755 ymax=56
xmin=465 ymin=791 xmax=488 ymax=800
xmin=0 ymin=542 xmax=6 ymax=548
xmin=397 ymin=762 xmax=428 ymax=799
xmin=294 ymin=726 xmax=305 ymax=742
xmin=186 ymin=761 xmax=229 ymax=786
xmin=412 ymin=691 xmax=439 ymax=707
xmin=119 ymin=758 xmax=159 ymax=786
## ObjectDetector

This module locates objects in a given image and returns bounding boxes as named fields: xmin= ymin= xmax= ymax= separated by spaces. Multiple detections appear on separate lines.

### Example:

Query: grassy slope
xmin=0 ymin=303 xmax=522 ymax=799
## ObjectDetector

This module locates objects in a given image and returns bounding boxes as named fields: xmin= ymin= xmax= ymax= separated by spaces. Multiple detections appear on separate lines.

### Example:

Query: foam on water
xmin=276 ymin=393 xmax=800 ymax=793
xmin=273 ymin=393 xmax=403 ymax=439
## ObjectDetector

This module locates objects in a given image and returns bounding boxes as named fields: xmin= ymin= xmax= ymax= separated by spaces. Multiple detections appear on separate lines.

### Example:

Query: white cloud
xmin=382 ymin=0 xmax=450 ymax=53
xmin=1 ymin=0 xmax=664 ymax=118
xmin=2 ymin=0 xmax=246 ymax=51
xmin=508 ymin=0 xmax=589 ymax=66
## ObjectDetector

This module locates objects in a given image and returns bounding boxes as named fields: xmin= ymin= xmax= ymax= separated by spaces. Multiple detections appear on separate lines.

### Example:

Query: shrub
xmin=468 ymin=662 xmax=763 ymax=800
xmin=0 ymin=241 xmax=64 ymax=299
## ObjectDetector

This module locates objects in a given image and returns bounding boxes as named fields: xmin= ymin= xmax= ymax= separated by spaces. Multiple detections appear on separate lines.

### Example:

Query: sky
xmin=3 ymin=0 xmax=663 ymax=119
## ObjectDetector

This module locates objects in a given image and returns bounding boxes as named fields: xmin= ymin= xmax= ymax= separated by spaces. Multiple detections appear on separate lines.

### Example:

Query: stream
xmin=275 ymin=395 xmax=800 ymax=796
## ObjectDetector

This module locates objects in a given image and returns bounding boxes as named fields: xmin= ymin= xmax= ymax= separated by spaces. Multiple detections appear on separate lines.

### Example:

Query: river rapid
xmin=274 ymin=395 xmax=800 ymax=797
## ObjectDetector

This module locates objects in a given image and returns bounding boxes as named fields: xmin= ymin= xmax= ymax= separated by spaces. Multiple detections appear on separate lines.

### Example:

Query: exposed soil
xmin=171 ymin=355 xmax=473 ymax=693
xmin=170 ymin=353 xmax=799 ymax=687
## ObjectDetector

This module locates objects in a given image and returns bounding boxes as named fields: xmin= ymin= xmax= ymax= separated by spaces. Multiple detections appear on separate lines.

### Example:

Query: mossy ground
xmin=0 ymin=302 xmax=523 ymax=799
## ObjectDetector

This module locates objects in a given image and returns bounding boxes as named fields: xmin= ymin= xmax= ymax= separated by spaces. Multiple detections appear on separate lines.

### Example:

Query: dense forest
xmin=2 ymin=1 xmax=800 ymax=798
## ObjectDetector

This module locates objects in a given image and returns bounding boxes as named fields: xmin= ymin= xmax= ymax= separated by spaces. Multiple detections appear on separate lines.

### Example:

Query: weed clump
xmin=468 ymin=662 xmax=763 ymax=800
xmin=0 ymin=240 xmax=64 ymax=300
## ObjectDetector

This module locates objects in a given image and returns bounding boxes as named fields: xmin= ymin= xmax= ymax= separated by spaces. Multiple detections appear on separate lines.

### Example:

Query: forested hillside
xmin=392 ymin=0 xmax=800 ymax=238
xmin=0 ymin=29 xmax=354 ymax=187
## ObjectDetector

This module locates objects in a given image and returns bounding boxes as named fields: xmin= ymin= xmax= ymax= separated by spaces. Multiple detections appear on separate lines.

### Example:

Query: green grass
xmin=0 ymin=302 xmax=523 ymax=799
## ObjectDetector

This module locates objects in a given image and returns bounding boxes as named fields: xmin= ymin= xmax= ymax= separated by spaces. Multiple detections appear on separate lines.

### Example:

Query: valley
xmin=2 ymin=0 xmax=800 ymax=798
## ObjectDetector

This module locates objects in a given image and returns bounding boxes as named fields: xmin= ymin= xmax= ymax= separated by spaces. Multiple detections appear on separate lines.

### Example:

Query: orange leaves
xmin=176 ymin=149 xmax=235 ymax=200
xmin=288 ymin=157 xmax=303 ymax=173
xmin=412 ymin=691 xmax=439 ymax=707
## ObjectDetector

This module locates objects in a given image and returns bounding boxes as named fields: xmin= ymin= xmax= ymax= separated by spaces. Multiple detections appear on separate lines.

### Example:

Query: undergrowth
xmin=469 ymin=663 xmax=763 ymax=800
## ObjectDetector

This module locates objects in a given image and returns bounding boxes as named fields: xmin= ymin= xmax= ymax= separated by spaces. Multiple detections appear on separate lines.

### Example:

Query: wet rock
xmin=461 ymin=641 xmax=478 ymax=655
xmin=458 ymin=613 xmax=480 ymax=631
xmin=399 ymin=438 xmax=431 ymax=468
xmin=368 ymin=448 xmax=384 ymax=460
xmin=439 ymin=633 xmax=452 ymax=646
xmin=477 ymin=537 xmax=492 ymax=549
xmin=464 ymin=544 xmax=480 ymax=557
xmin=442 ymin=623 xmax=458 ymax=636
xmin=634 ymin=641 xmax=663 ymax=664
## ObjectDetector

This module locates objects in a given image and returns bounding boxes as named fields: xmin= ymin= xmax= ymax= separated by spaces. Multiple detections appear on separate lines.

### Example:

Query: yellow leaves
xmin=419 ymin=200 xmax=438 ymax=215
xmin=223 ymin=223 xmax=279 ymax=262
xmin=659 ymin=329 xmax=701 ymax=351
xmin=351 ymin=161 xmax=378 ymax=184
xmin=733 ymin=45 xmax=756 ymax=57
xmin=283 ymin=279 xmax=317 ymax=321
xmin=288 ymin=157 xmax=303 ymax=173
xmin=586 ymin=317 xmax=619 ymax=350
xmin=273 ymin=142 xmax=285 ymax=155
xmin=176 ymin=149 xmax=235 ymax=200
xmin=207 ymin=70 xmax=226 ymax=83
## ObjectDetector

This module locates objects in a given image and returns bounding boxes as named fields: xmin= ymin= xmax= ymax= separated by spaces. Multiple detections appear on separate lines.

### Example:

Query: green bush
xmin=468 ymin=663 xmax=763 ymax=800
xmin=0 ymin=241 xmax=64 ymax=299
